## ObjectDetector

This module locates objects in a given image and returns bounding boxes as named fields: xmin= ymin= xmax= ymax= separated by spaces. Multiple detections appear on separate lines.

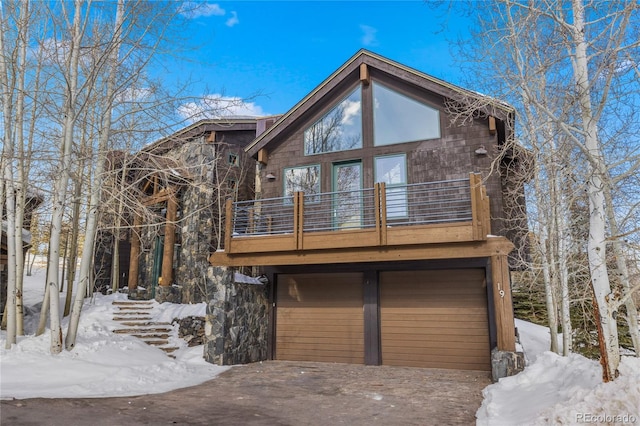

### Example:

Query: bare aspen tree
xmin=450 ymin=0 xmax=640 ymax=380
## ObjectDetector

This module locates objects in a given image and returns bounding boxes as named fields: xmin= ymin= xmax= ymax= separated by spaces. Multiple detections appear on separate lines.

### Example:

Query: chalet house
xmin=95 ymin=118 xmax=258 ymax=304
xmin=208 ymin=50 xmax=527 ymax=379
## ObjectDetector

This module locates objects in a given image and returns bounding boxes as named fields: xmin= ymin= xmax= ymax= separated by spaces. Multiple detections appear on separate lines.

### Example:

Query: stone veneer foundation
xmin=204 ymin=266 xmax=269 ymax=365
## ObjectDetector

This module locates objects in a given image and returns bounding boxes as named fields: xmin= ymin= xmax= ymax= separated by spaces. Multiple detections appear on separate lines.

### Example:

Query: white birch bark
xmin=571 ymin=0 xmax=619 ymax=378
xmin=66 ymin=0 xmax=125 ymax=350
xmin=46 ymin=0 xmax=84 ymax=354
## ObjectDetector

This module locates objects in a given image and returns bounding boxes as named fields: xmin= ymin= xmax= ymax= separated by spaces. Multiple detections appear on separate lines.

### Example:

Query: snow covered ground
xmin=477 ymin=319 xmax=640 ymax=425
xmin=1 ymin=262 xmax=639 ymax=425
xmin=1 ymin=263 xmax=228 ymax=399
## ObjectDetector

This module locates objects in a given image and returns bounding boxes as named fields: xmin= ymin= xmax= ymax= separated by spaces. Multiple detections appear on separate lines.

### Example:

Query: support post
xmin=160 ymin=194 xmax=177 ymax=287
xmin=127 ymin=212 xmax=141 ymax=291
xmin=224 ymin=199 xmax=233 ymax=253
xmin=491 ymin=254 xmax=516 ymax=351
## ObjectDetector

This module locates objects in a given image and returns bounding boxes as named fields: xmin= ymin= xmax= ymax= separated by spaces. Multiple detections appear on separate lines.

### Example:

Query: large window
xmin=304 ymin=87 xmax=362 ymax=155
xmin=373 ymin=82 xmax=440 ymax=146
xmin=375 ymin=154 xmax=407 ymax=218
xmin=284 ymin=165 xmax=320 ymax=203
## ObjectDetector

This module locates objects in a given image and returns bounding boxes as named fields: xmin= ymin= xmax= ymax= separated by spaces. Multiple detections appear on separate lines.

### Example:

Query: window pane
xmin=375 ymin=154 xmax=407 ymax=219
xmin=373 ymin=82 xmax=440 ymax=146
xmin=375 ymin=155 xmax=406 ymax=185
xmin=284 ymin=165 xmax=320 ymax=203
xmin=304 ymin=87 xmax=362 ymax=155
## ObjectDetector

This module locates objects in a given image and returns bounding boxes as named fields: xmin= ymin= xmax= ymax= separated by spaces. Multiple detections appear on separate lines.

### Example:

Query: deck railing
xmin=223 ymin=173 xmax=490 ymax=254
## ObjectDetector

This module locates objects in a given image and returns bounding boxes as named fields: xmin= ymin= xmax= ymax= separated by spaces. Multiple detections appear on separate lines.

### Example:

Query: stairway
xmin=112 ymin=300 xmax=179 ymax=357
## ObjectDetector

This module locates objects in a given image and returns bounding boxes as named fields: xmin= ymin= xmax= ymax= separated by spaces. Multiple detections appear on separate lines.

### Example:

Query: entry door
xmin=333 ymin=161 xmax=362 ymax=229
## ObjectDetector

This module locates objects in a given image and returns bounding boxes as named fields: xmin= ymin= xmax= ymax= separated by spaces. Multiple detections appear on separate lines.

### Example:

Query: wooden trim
xmin=363 ymin=270 xmax=380 ymax=365
xmin=258 ymin=148 xmax=268 ymax=165
xmin=490 ymin=254 xmax=516 ymax=351
xmin=488 ymin=116 xmax=497 ymax=135
xmin=386 ymin=222 xmax=474 ymax=245
xmin=207 ymin=131 xmax=216 ymax=142
xmin=374 ymin=183 xmax=382 ymax=245
xmin=360 ymin=63 xmax=370 ymax=85
xmin=210 ymin=236 xmax=515 ymax=267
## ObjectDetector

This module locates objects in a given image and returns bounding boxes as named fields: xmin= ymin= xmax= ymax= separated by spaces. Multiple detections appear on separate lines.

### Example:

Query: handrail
xmin=224 ymin=174 xmax=489 ymax=252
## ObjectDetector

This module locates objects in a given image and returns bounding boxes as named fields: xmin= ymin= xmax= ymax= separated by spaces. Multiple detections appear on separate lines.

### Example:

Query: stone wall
xmin=204 ymin=266 xmax=269 ymax=365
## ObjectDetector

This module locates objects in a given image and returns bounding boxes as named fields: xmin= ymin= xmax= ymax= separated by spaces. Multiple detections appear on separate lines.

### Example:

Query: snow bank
xmin=477 ymin=321 xmax=640 ymax=425
xmin=0 ymin=292 xmax=227 ymax=400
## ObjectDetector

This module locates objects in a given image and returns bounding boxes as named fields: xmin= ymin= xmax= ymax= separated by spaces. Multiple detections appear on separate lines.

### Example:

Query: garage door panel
xmin=380 ymin=269 xmax=490 ymax=371
xmin=276 ymin=273 xmax=364 ymax=364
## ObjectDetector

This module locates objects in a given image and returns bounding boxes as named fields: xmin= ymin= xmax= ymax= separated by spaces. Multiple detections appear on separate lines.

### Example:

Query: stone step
xmin=118 ymin=321 xmax=172 ymax=327
xmin=114 ymin=327 xmax=173 ymax=334
xmin=118 ymin=306 xmax=153 ymax=311
xmin=112 ymin=311 xmax=151 ymax=315
xmin=160 ymin=347 xmax=179 ymax=353
xmin=144 ymin=339 xmax=170 ymax=346
xmin=112 ymin=301 xmax=154 ymax=306
xmin=131 ymin=333 xmax=170 ymax=340
xmin=113 ymin=317 xmax=153 ymax=322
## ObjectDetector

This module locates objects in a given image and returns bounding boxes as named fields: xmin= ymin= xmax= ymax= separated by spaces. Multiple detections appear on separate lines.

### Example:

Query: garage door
xmin=276 ymin=273 xmax=364 ymax=364
xmin=380 ymin=269 xmax=490 ymax=371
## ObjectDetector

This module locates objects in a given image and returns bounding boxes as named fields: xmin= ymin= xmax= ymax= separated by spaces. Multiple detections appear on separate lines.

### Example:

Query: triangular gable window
xmin=373 ymin=82 xmax=440 ymax=146
xmin=304 ymin=87 xmax=362 ymax=155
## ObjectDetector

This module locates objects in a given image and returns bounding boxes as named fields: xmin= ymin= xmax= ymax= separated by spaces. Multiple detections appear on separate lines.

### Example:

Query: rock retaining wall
xmin=204 ymin=266 xmax=269 ymax=365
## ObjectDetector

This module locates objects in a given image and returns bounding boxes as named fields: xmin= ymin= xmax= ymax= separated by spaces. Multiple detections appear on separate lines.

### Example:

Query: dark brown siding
xmin=275 ymin=273 xmax=365 ymax=364
xmin=380 ymin=269 xmax=490 ymax=371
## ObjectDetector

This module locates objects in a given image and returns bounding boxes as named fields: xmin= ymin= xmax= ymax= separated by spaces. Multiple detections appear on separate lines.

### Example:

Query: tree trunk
xmin=571 ymin=0 xmax=620 ymax=380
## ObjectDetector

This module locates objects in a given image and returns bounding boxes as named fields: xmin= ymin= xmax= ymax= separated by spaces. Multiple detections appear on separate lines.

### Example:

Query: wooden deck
xmin=216 ymin=173 xmax=491 ymax=259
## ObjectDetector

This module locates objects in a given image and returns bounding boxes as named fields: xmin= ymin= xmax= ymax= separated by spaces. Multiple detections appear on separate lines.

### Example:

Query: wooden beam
xmin=160 ymin=194 xmax=177 ymax=286
xmin=488 ymin=116 xmax=497 ymax=135
xmin=257 ymin=148 xmax=268 ymax=165
xmin=360 ymin=63 xmax=370 ymax=85
xmin=491 ymin=254 xmax=516 ymax=351
xmin=207 ymin=131 xmax=216 ymax=142
xmin=210 ymin=236 xmax=514 ymax=267
xmin=127 ymin=212 xmax=142 ymax=291
xmin=142 ymin=187 xmax=175 ymax=206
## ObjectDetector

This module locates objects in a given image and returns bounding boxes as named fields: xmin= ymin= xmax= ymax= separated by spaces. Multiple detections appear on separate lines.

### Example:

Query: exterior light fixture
xmin=265 ymin=173 xmax=276 ymax=181
xmin=475 ymin=146 xmax=488 ymax=155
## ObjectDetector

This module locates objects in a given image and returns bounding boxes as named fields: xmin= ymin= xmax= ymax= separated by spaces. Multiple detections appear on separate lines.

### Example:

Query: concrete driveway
xmin=1 ymin=361 xmax=490 ymax=425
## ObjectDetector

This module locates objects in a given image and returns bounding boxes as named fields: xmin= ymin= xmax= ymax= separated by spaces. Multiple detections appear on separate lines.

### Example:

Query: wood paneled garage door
xmin=380 ymin=269 xmax=490 ymax=371
xmin=276 ymin=273 xmax=364 ymax=364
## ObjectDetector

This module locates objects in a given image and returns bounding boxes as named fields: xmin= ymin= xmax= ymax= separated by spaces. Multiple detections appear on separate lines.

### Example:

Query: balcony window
xmin=375 ymin=154 xmax=407 ymax=218
xmin=304 ymin=87 xmax=362 ymax=155
xmin=284 ymin=164 xmax=320 ymax=204
xmin=373 ymin=82 xmax=440 ymax=146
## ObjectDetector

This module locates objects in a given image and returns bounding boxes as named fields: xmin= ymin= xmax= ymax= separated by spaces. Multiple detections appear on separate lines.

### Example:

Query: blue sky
xmin=167 ymin=1 xmax=472 ymax=118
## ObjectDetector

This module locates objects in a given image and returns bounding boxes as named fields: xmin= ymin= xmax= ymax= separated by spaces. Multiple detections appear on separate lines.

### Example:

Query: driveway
xmin=1 ymin=361 xmax=490 ymax=425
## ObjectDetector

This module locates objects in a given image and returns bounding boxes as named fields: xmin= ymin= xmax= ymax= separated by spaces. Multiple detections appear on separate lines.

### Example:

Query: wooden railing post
xmin=293 ymin=191 xmax=304 ymax=250
xmin=224 ymin=199 xmax=233 ymax=253
xmin=470 ymin=173 xmax=485 ymax=240
xmin=378 ymin=182 xmax=387 ymax=246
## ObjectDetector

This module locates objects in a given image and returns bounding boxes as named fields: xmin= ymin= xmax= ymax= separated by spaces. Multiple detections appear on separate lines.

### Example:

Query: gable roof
xmin=246 ymin=49 xmax=514 ymax=158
